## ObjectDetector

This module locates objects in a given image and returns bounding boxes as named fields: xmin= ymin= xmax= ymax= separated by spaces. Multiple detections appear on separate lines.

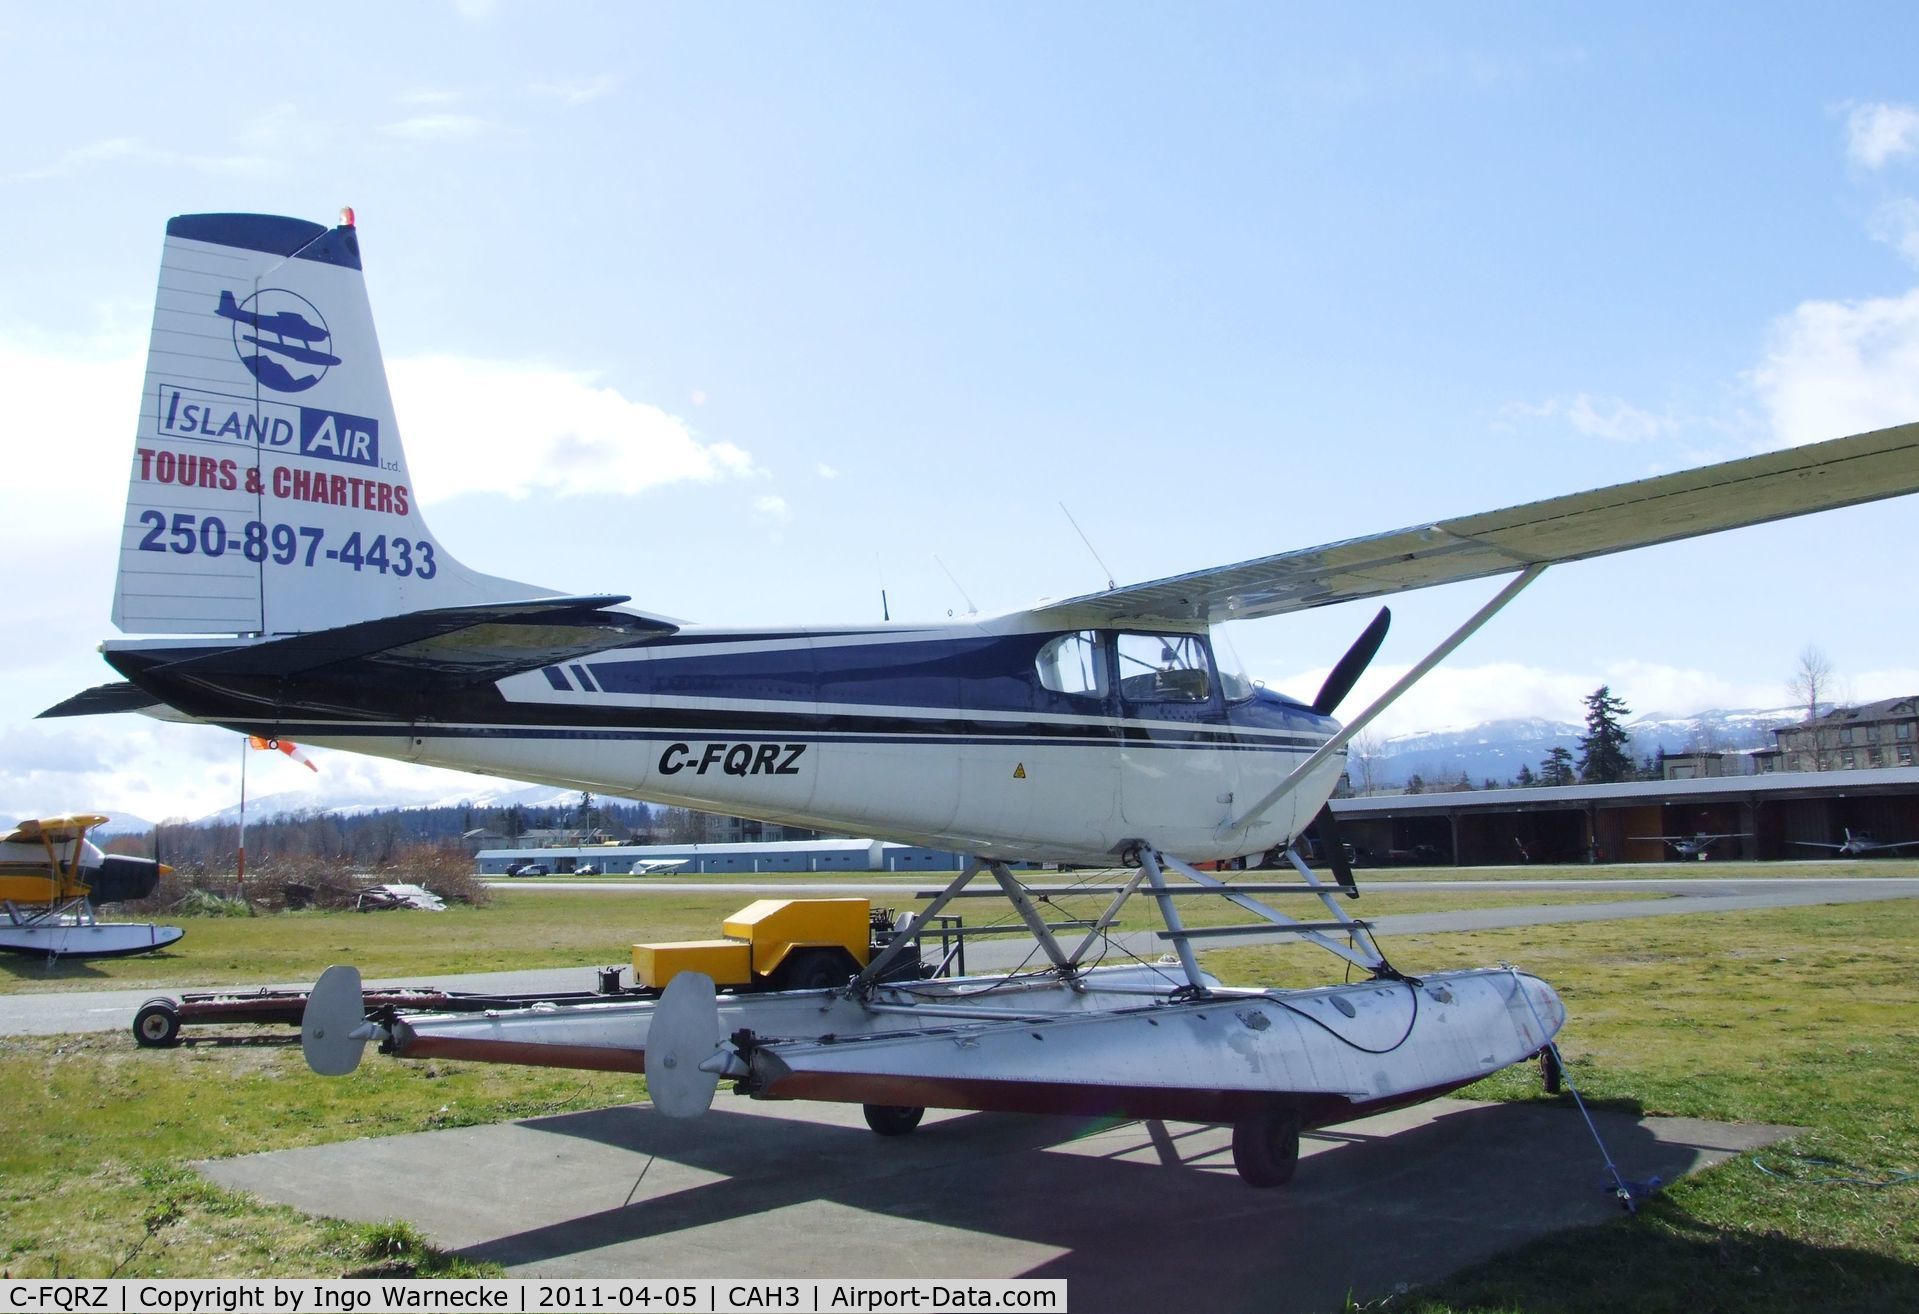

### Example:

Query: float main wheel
xmin=1231 ymin=1108 xmax=1300 ymax=1187
xmin=863 ymin=1104 xmax=926 ymax=1136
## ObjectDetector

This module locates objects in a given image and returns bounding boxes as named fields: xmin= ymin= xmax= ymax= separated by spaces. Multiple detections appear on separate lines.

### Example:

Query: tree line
xmin=108 ymin=795 xmax=658 ymax=871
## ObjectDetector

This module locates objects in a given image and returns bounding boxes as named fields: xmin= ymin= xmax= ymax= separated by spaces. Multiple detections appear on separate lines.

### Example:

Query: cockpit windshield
xmin=1213 ymin=631 xmax=1256 ymax=702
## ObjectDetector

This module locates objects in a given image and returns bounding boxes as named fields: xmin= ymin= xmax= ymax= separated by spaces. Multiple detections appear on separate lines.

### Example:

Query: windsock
xmin=249 ymin=735 xmax=319 ymax=772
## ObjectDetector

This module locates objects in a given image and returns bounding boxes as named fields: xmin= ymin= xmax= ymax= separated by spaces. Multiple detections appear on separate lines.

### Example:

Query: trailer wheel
xmin=1231 ymin=1108 xmax=1300 ymax=1187
xmin=779 ymin=950 xmax=852 ymax=991
xmin=863 ymin=1104 xmax=925 ymax=1136
xmin=133 ymin=1000 xmax=182 ymax=1048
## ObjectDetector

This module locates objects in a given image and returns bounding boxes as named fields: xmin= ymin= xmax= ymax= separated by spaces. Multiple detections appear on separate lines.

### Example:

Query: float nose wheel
xmin=1540 ymin=1046 xmax=1564 ymax=1094
xmin=1231 ymin=1108 xmax=1301 ymax=1187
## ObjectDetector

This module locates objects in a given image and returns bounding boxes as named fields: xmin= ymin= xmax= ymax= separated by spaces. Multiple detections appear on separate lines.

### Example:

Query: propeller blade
xmin=1313 ymin=607 xmax=1391 ymax=717
xmin=1306 ymin=804 xmax=1359 ymax=898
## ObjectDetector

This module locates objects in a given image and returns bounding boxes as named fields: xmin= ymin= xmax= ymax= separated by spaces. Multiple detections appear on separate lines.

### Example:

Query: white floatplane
xmin=44 ymin=211 xmax=1919 ymax=1183
xmin=0 ymin=814 xmax=182 ymax=958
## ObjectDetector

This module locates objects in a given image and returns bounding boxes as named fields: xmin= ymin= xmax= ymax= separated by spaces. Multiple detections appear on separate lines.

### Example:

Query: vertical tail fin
xmin=113 ymin=212 xmax=555 ymax=635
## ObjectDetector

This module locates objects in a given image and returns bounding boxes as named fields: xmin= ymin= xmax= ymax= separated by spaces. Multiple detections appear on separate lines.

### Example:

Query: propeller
xmin=1302 ymin=607 xmax=1390 ymax=898
xmin=1312 ymin=606 xmax=1391 ymax=716
xmin=1306 ymin=804 xmax=1359 ymax=898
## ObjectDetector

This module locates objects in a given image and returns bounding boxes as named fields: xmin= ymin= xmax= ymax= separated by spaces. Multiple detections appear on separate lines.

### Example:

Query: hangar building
xmin=476 ymin=838 xmax=964 ymax=876
xmin=1329 ymin=765 xmax=1919 ymax=865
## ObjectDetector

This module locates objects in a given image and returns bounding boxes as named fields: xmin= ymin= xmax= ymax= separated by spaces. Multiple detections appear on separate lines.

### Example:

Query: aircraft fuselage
xmin=106 ymin=614 xmax=1342 ymax=865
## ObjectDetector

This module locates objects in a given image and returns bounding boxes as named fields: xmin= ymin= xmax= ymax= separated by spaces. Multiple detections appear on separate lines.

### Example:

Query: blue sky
xmin=6 ymin=3 xmax=1919 ymax=820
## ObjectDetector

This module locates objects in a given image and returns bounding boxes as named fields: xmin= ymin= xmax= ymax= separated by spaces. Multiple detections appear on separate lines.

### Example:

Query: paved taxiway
xmin=3 ymin=876 xmax=1914 ymax=1038
xmin=199 ymin=1094 xmax=1795 ymax=1311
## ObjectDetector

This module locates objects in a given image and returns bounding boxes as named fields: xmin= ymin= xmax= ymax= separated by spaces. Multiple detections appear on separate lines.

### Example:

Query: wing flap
xmin=1030 ymin=420 xmax=1919 ymax=626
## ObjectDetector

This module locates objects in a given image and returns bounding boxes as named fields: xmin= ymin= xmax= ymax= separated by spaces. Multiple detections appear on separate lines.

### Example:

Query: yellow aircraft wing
xmin=4 ymin=814 xmax=111 ymax=846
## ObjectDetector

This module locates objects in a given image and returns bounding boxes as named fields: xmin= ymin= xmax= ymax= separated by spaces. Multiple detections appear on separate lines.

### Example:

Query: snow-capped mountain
xmin=1362 ymin=705 xmax=1801 ymax=787
xmin=188 ymin=784 xmax=591 ymax=827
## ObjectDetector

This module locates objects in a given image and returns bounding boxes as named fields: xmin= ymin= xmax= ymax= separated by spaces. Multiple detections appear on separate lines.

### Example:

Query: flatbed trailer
xmin=128 ymin=900 xmax=965 ymax=1048
xmin=131 ymin=969 xmax=645 ymax=1047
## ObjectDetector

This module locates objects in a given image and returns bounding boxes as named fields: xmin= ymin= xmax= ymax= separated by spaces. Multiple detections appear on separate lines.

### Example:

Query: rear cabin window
xmin=1035 ymin=632 xmax=1108 ymax=698
xmin=1116 ymin=633 xmax=1212 ymax=703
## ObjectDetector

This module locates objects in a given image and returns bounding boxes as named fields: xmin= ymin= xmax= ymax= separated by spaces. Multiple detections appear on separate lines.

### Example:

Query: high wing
xmin=1028 ymin=420 xmax=1919 ymax=627
xmin=4 ymin=815 xmax=111 ymax=845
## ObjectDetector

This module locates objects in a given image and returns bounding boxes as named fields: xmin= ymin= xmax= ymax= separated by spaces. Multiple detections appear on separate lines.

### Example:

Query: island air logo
xmin=215 ymin=287 xmax=341 ymax=393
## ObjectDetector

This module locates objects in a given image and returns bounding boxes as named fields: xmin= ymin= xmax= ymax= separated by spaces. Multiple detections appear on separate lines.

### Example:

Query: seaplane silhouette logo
xmin=216 ymin=288 xmax=342 ymax=393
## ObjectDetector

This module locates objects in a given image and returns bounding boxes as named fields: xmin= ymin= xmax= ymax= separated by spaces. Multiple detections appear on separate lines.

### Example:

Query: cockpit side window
xmin=1035 ymin=631 xmax=1109 ymax=698
xmin=1115 ymin=633 xmax=1212 ymax=703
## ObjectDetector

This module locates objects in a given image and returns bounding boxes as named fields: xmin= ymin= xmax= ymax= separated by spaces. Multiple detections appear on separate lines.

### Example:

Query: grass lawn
xmin=0 ymin=891 xmax=762 ymax=994
xmin=0 ymin=876 xmax=1678 ymax=995
xmin=0 ymin=871 xmax=1913 ymax=1304
xmin=1208 ymin=898 xmax=1919 ymax=1312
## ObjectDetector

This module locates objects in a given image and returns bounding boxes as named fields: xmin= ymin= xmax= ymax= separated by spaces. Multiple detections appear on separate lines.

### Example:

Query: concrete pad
xmin=199 ymin=1096 xmax=1796 ymax=1313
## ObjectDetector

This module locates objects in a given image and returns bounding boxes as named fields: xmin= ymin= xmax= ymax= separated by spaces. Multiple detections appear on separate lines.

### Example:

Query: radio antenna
xmin=933 ymin=556 xmax=978 ymax=615
xmin=1060 ymin=502 xmax=1116 ymax=592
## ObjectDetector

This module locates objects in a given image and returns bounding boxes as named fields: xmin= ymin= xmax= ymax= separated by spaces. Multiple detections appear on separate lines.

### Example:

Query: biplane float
xmin=44 ymin=211 xmax=1919 ymax=1184
xmin=0 ymin=814 xmax=181 ymax=958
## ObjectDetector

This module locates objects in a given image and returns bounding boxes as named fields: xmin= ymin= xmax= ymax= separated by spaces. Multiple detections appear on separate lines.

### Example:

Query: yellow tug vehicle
xmin=0 ymin=814 xmax=184 ymax=958
xmin=634 ymin=898 xmax=902 ymax=993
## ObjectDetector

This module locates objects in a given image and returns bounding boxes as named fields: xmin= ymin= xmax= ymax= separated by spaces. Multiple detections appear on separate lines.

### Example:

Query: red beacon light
xmin=339 ymin=206 xmax=356 ymax=228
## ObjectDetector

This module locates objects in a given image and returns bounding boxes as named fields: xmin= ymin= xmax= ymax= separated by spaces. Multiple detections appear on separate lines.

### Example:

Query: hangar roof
xmin=1330 ymin=766 xmax=1919 ymax=817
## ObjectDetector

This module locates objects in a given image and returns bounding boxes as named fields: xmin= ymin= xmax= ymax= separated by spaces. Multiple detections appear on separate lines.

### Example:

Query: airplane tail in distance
xmin=113 ymin=212 xmax=557 ymax=636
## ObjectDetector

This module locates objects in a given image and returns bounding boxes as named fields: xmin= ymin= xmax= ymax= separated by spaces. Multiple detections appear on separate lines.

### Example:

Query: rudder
xmin=113 ymin=212 xmax=553 ymax=636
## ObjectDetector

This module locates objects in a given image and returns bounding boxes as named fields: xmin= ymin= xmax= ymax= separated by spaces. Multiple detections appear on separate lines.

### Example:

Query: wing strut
xmin=1222 ymin=564 xmax=1547 ymax=837
xmin=854 ymin=856 xmax=988 ymax=990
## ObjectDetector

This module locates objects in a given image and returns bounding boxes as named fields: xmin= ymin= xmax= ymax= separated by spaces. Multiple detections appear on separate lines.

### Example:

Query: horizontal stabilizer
xmin=39 ymin=683 xmax=161 ymax=719
xmin=142 ymin=596 xmax=673 ymax=706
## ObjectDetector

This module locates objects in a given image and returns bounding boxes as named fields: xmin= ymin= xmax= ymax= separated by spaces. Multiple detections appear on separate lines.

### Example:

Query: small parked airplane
xmin=1795 ymin=828 xmax=1919 ymax=857
xmin=1633 ymin=831 xmax=1752 ymax=860
xmin=0 ymin=814 xmax=183 ymax=958
xmin=630 ymin=859 xmax=692 ymax=876
xmin=44 ymin=210 xmax=1919 ymax=1184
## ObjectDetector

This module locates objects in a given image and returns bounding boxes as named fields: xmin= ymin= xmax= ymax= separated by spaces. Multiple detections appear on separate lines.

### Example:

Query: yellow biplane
xmin=0 ymin=814 xmax=184 ymax=958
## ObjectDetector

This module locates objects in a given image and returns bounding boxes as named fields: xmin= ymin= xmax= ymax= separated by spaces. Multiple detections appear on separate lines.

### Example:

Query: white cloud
xmin=753 ymin=494 xmax=793 ymax=524
xmin=1867 ymin=197 xmax=1919 ymax=267
xmin=398 ymin=88 xmax=465 ymax=107
xmin=529 ymin=75 xmax=618 ymax=106
xmin=388 ymin=354 xmax=760 ymax=501
xmin=1265 ymin=658 xmax=1861 ymax=742
xmin=0 ymin=719 xmax=563 ymax=823
xmin=1846 ymin=102 xmax=1919 ymax=170
xmin=1504 ymin=393 xmax=1681 ymax=443
xmin=380 ymin=114 xmax=489 ymax=141
xmin=0 ymin=335 xmax=146 ymax=540
xmin=240 ymin=102 xmax=326 ymax=154
xmin=815 ymin=463 xmax=840 ymax=479
xmin=15 ymin=136 xmax=276 ymax=181
xmin=1747 ymin=286 xmax=1919 ymax=447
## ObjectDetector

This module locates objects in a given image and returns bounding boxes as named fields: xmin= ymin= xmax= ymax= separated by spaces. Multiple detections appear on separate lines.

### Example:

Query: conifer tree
xmin=1578 ymin=686 xmax=1634 ymax=784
